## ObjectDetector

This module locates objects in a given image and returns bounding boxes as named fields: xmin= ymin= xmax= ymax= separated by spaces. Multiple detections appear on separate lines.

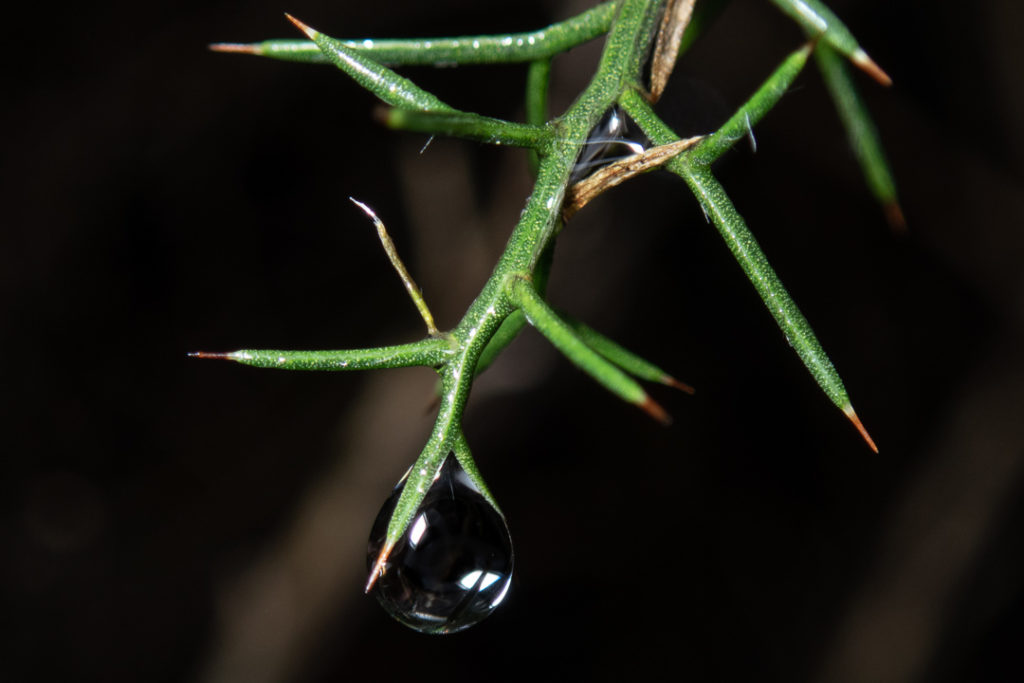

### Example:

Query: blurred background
xmin=3 ymin=0 xmax=1022 ymax=681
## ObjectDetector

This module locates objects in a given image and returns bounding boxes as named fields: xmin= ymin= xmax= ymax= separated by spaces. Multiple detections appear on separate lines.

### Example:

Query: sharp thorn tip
xmin=365 ymin=546 xmax=391 ymax=593
xmin=640 ymin=397 xmax=673 ymax=426
xmin=208 ymin=43 xmax=261 ymax=55
xmin=284 ymin=13 xmax=314 ymax=37
xmin=844 ymin=405 xmax=879 ymax=453
xmin=853 ymin=50 xmax=892 ymax=87
xmin=189 ymin=351 xmax=231 ymax=360
xmin=664 ymin=376 xmax=696 ymax=395
xmin=884 ymin=202 xmax=906 ymax=232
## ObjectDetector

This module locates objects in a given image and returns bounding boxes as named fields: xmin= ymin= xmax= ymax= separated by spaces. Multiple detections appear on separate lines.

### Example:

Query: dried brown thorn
xmin=187 ymin=351 xmax=232 ymax=360
xmin=563 ymin=136 xmax=704 ymax=221
xmin=639 ymin=396 xmax=673 ymax=426
xmin=649 ymin=0 xmax=697 ymax=102
xmin=664 ymin=376 xmax=696 ymax=395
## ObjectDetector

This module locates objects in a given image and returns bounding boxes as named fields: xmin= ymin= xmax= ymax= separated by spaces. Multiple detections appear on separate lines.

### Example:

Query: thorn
xmin=639 ymin=396 xmax=673 ymax=426
xmin=365 ymin=544 xmax=392 ymax=593
xmin=188 ymin=351 xmax=232 ymax=360
xmin=563 ymin=136 xmax=703 ymax=221
xmin=208 ymin=43 xmax=262 ymax=55
xmin=663 ymin=376 xmax=696 ymax=395
xmin=884 ymin=201 xmax=906 ymax=232
xmin=284 ymin=13 xmax=316 ymax=39
xmin=852 ymin=49 xmax=892 ymax=87
xmin=843 ymin=405 xmax=879 ymax=453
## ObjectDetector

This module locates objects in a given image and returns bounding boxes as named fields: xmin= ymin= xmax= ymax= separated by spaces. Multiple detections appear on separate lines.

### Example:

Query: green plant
xmin=196 ymin=0 xmax=897 ymax=632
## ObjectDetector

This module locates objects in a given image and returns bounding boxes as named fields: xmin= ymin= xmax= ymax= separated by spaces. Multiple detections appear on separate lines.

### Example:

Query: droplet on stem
xmin=570 ymin=106 xmax=648 ymax=182
xmin=367 ymin=455 xmax=513 ymax=634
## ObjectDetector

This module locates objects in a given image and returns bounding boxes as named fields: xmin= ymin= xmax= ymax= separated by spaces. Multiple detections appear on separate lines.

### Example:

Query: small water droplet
xmin=367 ymin=455 xmax=513 ymax=634
xmin=570 ymin=106 xmax=649 ymax=182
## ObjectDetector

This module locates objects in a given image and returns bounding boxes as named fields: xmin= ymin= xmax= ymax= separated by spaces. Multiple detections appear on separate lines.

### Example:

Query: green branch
xmin=565 ymin=315 xmax=693 ymax=392
xmin=202 ymin=0 xmax=892 ymax=607
xmin=210 ymin=2 xmax=617 ymax=66
xmin=674 ymin=42 xmax=812 ymax=166
xmin=622 ymin=76 xmax=878 ymax=451
xmin=512 ymin=277 xmax=670 ymax=424
xmin=814 ymin=41 xmax=903 ymax=228
xmin=189 ymin=338 xmax=452 ymax=370
xmin=768 ymin=0 xmax=891 ymax=85
xmin=382 ymin=109 xmax=551 ymax=149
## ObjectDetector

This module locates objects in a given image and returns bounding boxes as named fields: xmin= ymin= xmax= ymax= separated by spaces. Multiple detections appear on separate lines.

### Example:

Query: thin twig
xmin=350 ymin=198 xmax=439 ymax=336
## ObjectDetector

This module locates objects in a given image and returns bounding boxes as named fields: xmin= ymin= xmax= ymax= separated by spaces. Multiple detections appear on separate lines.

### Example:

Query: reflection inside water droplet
xmin=367 ymin=455 xmax=513 ymax=634
xmin=570 ymin=106 xmax=649 ymax=182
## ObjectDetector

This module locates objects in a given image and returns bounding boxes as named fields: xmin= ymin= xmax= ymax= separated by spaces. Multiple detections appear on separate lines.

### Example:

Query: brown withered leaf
xmin=563 ymin=136 xmax=703 ymax=221
xmin=649 ymin=0 xmax=696 ymax=102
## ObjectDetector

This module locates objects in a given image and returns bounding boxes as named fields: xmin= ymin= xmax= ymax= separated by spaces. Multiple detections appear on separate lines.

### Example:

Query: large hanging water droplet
xmin=367 ymin=455 xmax=513 ymax=634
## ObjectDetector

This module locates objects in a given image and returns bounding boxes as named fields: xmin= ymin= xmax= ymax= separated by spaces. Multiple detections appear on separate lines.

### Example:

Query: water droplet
xmin=570 ymin=106 xmax=648 ymax=182
xmin=367 ymin=455 xmax=513 ymax=634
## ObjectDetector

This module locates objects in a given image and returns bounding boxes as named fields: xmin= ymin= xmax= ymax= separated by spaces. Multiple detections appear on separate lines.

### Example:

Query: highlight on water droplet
xmin=570 ymin=106 xmax=649 ymax=182
xmin=367 ymin=454 xmax=513 ymax=634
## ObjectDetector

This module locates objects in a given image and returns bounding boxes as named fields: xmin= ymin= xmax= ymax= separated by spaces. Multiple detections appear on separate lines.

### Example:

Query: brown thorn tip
xmin=284 ymin=13 xmax=314 ymax=37
xmin=884 ymin=201 xmax=906 ymax=232
xmin=664 ymin=376 xmax=696 ymax=395
xmin=371 ymin=105 xmax=392 ymax=126
xmin=188 ymin=351 xmax=231 ymax=360
xmin=844 ymin=405 xmax=879 ymax=453
xmin=365 ymin=545 xmax=392 ymax=593
xmin=853 ymin=50 xmax=892 ymax=87
xmin=640 ymin=397 xmax=673 ymax=426
xmin=208 ymin=43 xmax=261 ymax=55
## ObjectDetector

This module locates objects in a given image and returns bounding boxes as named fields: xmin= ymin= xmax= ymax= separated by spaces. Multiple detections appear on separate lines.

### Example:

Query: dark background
xmin=4 ymin=0 xmax=1023 ymax=681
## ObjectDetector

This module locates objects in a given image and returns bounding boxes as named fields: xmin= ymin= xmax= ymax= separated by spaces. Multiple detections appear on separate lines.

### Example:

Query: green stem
xmin=767 ymin=0 xmax=891 ymax=85
xmin=565 ymin=315 xmax=691 ymax=391
xmin=380 ymin=0 xmax=669 ymax=548
xmin=681 ymin=166 xmax=851 ymax=410
xmin=814 ymin=41 xmax=902 ymax=227
xmin=645 ymin=42 xmax=812 ymax=166
xmin=473 ymin=232 xmax=555 ymax=377
xmin=624 ymin=84 xmax=854 ymax=413
xmin=451 ymin=430 xmax=501 ymax=512
xmin=383 ymin=109 xmax=551 ymax=149
xmin=290 ymin=15 xmax=456 ymax=113
xmin=213 ymin=2 xmax=617 ymax=66
xmin=512 ymin=277 xmax=668 ymax=422
xmin=192 ymin=339 xmax=453 ymax=370
xmin=525 ymin=58 xmax=552 ymax=173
